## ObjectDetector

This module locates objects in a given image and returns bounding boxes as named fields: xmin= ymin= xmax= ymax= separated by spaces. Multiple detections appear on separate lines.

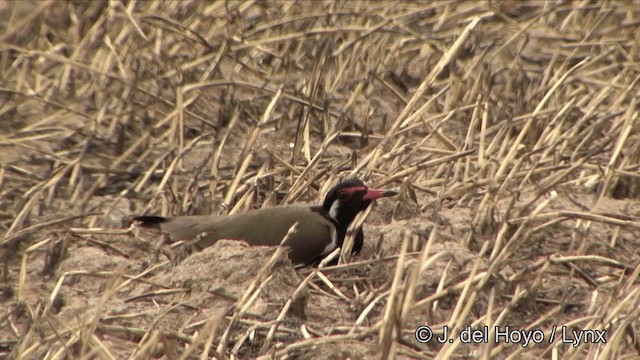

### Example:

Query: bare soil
xmin=1 ymin=1 xmax=640 ymax=359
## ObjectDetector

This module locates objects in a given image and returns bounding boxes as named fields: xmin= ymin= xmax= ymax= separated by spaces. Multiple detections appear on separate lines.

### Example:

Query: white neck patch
xmin=329 ymin=200 xmax=341 ymax=221
xmin=321 ymin=224 xmax=338 ymax=255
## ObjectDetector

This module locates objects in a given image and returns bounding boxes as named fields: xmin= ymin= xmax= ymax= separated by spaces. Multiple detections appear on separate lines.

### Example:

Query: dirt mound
xmin=2 ymin=1 xmax=640 ymax=359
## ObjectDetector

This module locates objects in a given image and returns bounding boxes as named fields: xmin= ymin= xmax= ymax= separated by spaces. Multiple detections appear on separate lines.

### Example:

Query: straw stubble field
xmin=1 ymin=1 xmax=640 ymax=359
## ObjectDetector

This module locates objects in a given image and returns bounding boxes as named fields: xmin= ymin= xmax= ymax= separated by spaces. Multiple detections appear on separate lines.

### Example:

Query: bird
xmin=133 ymin=178 xmax=397 ymax=266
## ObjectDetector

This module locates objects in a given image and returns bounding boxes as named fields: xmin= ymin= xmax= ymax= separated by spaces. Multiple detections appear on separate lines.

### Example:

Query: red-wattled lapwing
xmin=133 ymin=178 xmax=397 ymax=266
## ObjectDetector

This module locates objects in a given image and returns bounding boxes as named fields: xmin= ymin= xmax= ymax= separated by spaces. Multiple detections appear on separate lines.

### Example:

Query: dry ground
xmin=1 ymin=1 xmax=640 ymax=359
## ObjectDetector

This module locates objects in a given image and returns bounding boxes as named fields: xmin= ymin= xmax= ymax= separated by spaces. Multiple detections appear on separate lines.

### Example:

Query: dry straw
xmin=1 ymin=1 xmax=640 ymax=359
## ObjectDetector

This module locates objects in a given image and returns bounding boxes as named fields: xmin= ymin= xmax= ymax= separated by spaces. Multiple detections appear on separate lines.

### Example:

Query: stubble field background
xmin=1 ymin=1 xmax=640 ymax=359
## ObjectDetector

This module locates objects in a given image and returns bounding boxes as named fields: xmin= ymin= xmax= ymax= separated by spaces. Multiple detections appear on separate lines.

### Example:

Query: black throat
xmin=309 ymin=205 xmax=365 ymax=256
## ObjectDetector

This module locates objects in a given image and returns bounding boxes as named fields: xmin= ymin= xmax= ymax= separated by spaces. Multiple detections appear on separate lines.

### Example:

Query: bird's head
xmin=322 ymin=178 xmax=397 ymax=227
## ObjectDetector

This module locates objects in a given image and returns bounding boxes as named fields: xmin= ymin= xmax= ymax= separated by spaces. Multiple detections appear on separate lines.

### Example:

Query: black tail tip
xmin=132 ymin=215 xmax=170 ymax=227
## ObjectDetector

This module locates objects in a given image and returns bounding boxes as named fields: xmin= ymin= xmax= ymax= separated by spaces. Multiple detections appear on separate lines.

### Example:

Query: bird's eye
xmin=338 ymin=191 xmax=351 ymax=201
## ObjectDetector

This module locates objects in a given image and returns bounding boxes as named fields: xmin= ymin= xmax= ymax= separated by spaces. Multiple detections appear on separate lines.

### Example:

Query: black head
xmin=321 ymin=178 xmax=397 ymax=231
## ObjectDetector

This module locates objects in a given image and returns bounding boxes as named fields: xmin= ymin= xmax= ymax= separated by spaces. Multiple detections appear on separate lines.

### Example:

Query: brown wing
xmin=155 ymin=206 xmax=336 ymax=265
